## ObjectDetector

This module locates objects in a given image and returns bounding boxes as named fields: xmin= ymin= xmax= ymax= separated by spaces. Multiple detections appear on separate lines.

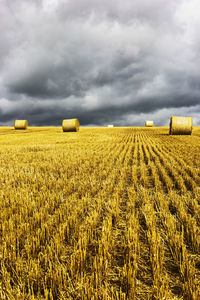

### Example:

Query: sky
xmin=0 ymin=0 xmax=200 ymax=126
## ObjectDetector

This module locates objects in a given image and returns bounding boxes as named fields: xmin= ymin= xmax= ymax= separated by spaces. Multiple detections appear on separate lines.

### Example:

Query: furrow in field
xmin=148 ymin=140 xmax=191 ymax=194
xmin=1 ymin=133 xmax=129 ymax=298
xmin=167 ymin=192 xmax=200 ymax=255
xmin=144 ymin=142 xmax=173 ymax=193
xmin=154 ymin=192 xmax=200 ymax=299
xmin=148 ymin=135 xmax=200 ymax=189
xmin=137 ymin=136 xmax=150 ymax=189
xmin=140 ymin=134 xmax=164 ymax=190
xmin=76 ymin=133 xmax=136 ymax=298
xmin=131 ymin=135 xmax=140 ymax=191
xmin=155 ymin=134 xmax=200 ymax=171
xmin=102 ymin=133 xmax=139 ymax=299
xmin=150 ymin=141 xmax=199 ymax=195
xmin=138 ymin=189 xmax=172 ymax=299
xmin=44 ymin=133 xmax=133 ymax=298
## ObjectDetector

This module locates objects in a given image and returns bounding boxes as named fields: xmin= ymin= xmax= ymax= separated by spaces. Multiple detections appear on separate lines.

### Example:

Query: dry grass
xmin=0 ymin=126 xmax=200 ymax=299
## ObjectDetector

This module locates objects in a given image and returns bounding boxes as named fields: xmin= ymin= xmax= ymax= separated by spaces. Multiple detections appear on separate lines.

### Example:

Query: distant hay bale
xmin=108 ymin=125 xmax=114 ymax=128
xmin=145 ymin=121 xmax=154 ymax=127
xmin=169 ymin=116 xmax=193 ymax=135
xmin=14 ymin=120 xmax=28 ymax=130
xmin=62 ymin=119 xmax=80 ymax=132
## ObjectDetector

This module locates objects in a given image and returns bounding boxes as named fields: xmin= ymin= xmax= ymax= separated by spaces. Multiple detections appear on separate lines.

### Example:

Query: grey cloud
xmin=0 ymin=95 xmax=199 ymax=127
xmin=0 ymin=0 xmax=200 ymax=126
xmin=57 ymin=0 xmax=179 ymax=27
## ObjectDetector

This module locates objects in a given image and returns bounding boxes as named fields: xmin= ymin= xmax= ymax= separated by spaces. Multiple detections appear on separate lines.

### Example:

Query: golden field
xmin=0 ymin=126 xmax=200 ymax=300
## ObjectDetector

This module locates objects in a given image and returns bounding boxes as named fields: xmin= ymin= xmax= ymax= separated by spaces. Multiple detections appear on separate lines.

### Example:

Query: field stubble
xmin=0 ymin=127 xmax=200 ymax=299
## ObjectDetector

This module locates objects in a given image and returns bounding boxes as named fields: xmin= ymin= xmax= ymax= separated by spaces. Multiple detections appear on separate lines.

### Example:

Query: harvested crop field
xmin=0 ymin=127 xmax=200 ymax=299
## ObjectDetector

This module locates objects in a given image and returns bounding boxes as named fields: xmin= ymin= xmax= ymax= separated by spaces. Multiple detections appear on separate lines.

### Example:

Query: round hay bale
xmin=145 ymin=121 xmax=154 ymax=127
xmin=169 ymin=116 xmax=193 ymax=135
xmin=14 ymin=120 xmax=28 ymax=130
xmin=108 ymin=125 xmax=114 ymax=128
xmin=62 ymin=119 xmax=80 ymax=132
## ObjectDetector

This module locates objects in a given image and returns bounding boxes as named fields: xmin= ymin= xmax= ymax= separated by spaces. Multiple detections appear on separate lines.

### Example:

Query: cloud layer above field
xmin=0 ymin=0 xmax=200 ymax=126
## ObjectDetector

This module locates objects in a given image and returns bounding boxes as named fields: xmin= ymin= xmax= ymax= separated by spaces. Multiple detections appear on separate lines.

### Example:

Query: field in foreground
xmin=0 ymin=126 xmax=200 ymax=299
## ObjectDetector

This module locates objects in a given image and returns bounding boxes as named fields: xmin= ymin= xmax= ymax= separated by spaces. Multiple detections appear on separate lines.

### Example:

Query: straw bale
xmin=62 ymin=119 xmax=80 ymax=132
xmin=14 ymin=120 xmax=28 ymax=130
xmin=169 ymin=116 xmax=193 ymax=135
xmin=145 ymin=121 xmax=154 ymax=127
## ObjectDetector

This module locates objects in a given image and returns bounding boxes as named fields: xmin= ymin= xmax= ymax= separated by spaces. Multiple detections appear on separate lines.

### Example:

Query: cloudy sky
xmin=0 ymin=0 xmax=200 ymax=126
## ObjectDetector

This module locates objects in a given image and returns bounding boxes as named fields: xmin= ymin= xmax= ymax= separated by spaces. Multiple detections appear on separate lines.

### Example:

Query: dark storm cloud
xmin=0 ymin=0 xmax=200 ymax=126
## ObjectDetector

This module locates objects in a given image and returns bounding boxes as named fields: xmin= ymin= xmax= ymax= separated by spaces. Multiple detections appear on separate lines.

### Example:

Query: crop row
xmin=0 ymin=127 xmax=199 ymax=299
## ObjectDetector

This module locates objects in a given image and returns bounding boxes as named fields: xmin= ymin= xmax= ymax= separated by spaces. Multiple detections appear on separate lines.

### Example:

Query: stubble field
xmin=0 ymin=127 xmax=200 ymax=299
